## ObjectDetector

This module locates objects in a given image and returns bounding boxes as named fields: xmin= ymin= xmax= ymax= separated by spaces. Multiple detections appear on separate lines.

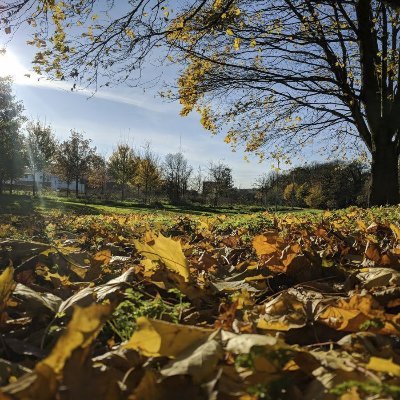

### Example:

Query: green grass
xmin=0 ymin=193 xmax=316 ymax=217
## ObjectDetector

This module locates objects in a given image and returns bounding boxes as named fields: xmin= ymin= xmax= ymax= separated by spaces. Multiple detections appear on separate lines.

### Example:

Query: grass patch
xmin=0 ymin=193 xmax=318 ymax=217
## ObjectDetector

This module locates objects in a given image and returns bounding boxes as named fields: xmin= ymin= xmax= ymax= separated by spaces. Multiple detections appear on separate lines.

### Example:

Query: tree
xmin=5 ymin=1 xmax=400 ymax=204
xmin=191 ymin=166 xmax=204 ymax=194
xmin=259 ymin=160 xmax=369 ymax=209
xmin=107 ymin=144 xmax=137 ymax=201
xmin=54 ymin=131 xmax=95 ymax=197
xmin=254 ymin=172 xmax=280 ymax=207
xmin=283 ymin=183 xmax=298 ymax=209
xmin=163 ymin=152 xmax=192 ymax=204
xmin=305 ymin=184 xmax=327 ymax=209
xmin=0 ymin=76 xmax=25 ymax=194
xmin=207 ymin=161 xmax=233 ymax=206
xmin=172 ymin=1 xmax=400 ymax=206
xmin=87 ymin=153 xmax=108 ymax=196
xmin=135 ymin=143 xmax=161 ymax=204
xmin=26 ymin=120 xmax=56 ymax=195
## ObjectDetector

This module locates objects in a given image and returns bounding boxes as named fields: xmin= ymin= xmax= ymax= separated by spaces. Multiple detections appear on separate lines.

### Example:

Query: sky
xmin=0 ymin=17 xmax=312 ymax=188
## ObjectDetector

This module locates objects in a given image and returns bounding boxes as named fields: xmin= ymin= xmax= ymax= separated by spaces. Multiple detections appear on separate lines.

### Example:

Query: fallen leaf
xmin=366 ymin=356 xmax=400 ymax=376
xmin=0 ymin=265 xmax=15 ymax=317
xmin=160 ymin=331 xmax=223 ymax=383
xmin=124 ymin=317 xmax=213 ymax=357
xmin=135 ymin=234 xmax=189 ymax=281
xmin=252 ymin=232 xmax=284 ymax=257
xmin=40 ymin=303 xmax=112 ymax=374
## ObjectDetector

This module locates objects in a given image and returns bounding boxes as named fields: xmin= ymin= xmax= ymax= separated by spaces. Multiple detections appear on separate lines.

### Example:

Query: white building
xmin=17 ymin=171 xmax=85 ymax=193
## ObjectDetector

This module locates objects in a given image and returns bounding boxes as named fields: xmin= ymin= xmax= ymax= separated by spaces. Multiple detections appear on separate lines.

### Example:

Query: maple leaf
xmin=134 ymin=233 xmax=189 ymax=281
xmin=0 ymin=265 xmax=15 ymax=315
xmin=40 ymin=303 xmax=112 ymax=374
xmin=124 ymin=317 xmax=212 ymax=357
xmin=252 ymin=232 xmax=285 ymax=257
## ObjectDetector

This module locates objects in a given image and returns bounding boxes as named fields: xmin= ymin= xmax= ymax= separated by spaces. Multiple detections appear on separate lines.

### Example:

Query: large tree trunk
xmin=369 ymin=145 xmax=399 ymax=206
xmin=75 ymin=178 xmax=79 ymax=197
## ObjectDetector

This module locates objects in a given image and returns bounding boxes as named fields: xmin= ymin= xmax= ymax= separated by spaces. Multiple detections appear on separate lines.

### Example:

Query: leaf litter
xmin=0 ymin=207 xmax=399 ymax=399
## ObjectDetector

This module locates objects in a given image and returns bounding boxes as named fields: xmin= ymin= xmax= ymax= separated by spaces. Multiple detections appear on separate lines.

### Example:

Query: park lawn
xmin=0 ymin=192 xmax=317 ymax=217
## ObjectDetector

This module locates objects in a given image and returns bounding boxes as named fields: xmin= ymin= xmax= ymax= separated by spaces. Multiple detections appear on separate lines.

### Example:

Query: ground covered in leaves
xmin=0 ymin=206 xmax=400 ymax=399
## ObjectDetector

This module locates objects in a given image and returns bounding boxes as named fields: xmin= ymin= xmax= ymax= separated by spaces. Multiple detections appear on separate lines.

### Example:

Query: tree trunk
xmin=9 ymin=179 xmax=13 ymax=195
xmin=121 ymin=184 xmax=125 ymax=201
xmin=75 ymin=178 xmax=79 ymax=197
xmin=369 ymin=145 xmax=399 ymax=206
xmin=32 ymin=173 xmax=36 ymax=196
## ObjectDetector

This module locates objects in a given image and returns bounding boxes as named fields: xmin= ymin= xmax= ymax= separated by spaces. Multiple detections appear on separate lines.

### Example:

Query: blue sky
xmin=0 ymin=21 xmax=316 ymax=188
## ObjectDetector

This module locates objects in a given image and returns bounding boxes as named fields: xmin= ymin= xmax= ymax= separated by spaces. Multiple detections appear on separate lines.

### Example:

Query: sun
xmin=0 ymin=49 xmax=31 ymax=83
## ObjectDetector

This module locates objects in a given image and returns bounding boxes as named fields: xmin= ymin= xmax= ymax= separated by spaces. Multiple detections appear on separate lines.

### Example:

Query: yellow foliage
xmin=134 ymin=233 xmax=190 ymax=281
xmin=317 ymin=294 xmax=400 ymax=335
xmin=124 ymin=317 xmax=212 ymax=357
xmin=252 ymin=232 xmax=285 ymax=256
xmin=39 ymin=303 xmax=112 ymax=374
xmin=366 ymin=357 xmax=400 ymax=376
xmin=0 ymin=265 xmax=15 ymax=315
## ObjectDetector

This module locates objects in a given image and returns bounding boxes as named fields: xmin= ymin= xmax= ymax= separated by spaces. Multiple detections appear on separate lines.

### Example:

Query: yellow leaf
xmin=124 ymin=317 xmax=212 ymax=357
xmin=39 ymin=303 xmax=112 ymax=374
xmin=390 ymin=223 xmax=400 ymax=240
xmin=357 ymin=219 xmax=367 ymax=231
xmin=252 ymin=233 xmax=284 ymax=256
xmin=366 ymin=357 xmax=400 ymax=376
xmin=92 ymin=249 xmax=112 ymax=266
xmin=141 ymin=258 xmax=159 ymax=277
xmin=134 ymin=233 xmax=189 ymax=281
xmin=213 ymin=0 xmax=223 ymax=9
xmin=0 ymin=265 xmax=16 ymax=315
xmin=233 ymin=37 xmax=241 ymax=50
xmin=226 ymin=28 xmax=234 ymax=35
xmin=317 ymin=294 xmax=400 ymax=335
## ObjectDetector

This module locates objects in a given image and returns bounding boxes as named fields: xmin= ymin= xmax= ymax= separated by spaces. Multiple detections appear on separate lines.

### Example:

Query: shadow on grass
xmin=0 ymin=194 xmax=101 ymax=215
xmin=38 ymin=198 xmax=102 ymax=215
xmin=0 ymin=194 xmax=35 ymax=215
xmin=1 ymin=193 xmax=318 ymax=217
xmin=43 ymin=196 xmax=250 ymax=216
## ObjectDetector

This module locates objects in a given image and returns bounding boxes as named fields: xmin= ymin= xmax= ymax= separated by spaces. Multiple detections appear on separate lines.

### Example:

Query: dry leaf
xmin=40 ymin=303 xmax=112 ymax=374
xmin=124 ymin=317 xmax=213 ymax=357
xmin=252 ymin=232 xmax=284 ymax=257
xmin=135 ymin=234 xmax=189 ymax=281
xmin=366 ymin=356 xmax=400 ymax=376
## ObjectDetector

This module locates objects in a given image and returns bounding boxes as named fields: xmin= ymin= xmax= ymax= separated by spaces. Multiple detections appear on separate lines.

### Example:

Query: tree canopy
xmin=2 ymin=0 xmax=400 ymax=204
xmin=0 ymin=76 xmax=25 ymax=194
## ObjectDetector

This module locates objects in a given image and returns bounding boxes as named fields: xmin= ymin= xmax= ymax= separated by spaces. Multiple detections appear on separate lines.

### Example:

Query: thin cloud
xmin=0 ymin=50 xmax=175 ymax=113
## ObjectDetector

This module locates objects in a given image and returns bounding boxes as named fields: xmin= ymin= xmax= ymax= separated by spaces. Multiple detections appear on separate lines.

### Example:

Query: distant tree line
xmin=0 ymin=76 xmax=383 ymax=209
xmin=254 ymin=161 xmax=370 ymax=209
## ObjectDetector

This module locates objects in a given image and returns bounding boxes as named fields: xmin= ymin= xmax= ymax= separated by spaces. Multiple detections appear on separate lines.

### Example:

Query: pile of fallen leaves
xmin=0 ymin=206 xmax=400 ymax=399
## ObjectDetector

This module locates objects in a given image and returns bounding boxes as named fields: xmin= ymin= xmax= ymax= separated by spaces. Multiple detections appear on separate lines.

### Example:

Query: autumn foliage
xmin=0 ymin=206 xmax=400 ymax=399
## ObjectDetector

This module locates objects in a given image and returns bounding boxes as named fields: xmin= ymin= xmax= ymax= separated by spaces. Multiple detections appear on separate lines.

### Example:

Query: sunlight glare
xmin=0 ymin=50 xmax=31 ymax=83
